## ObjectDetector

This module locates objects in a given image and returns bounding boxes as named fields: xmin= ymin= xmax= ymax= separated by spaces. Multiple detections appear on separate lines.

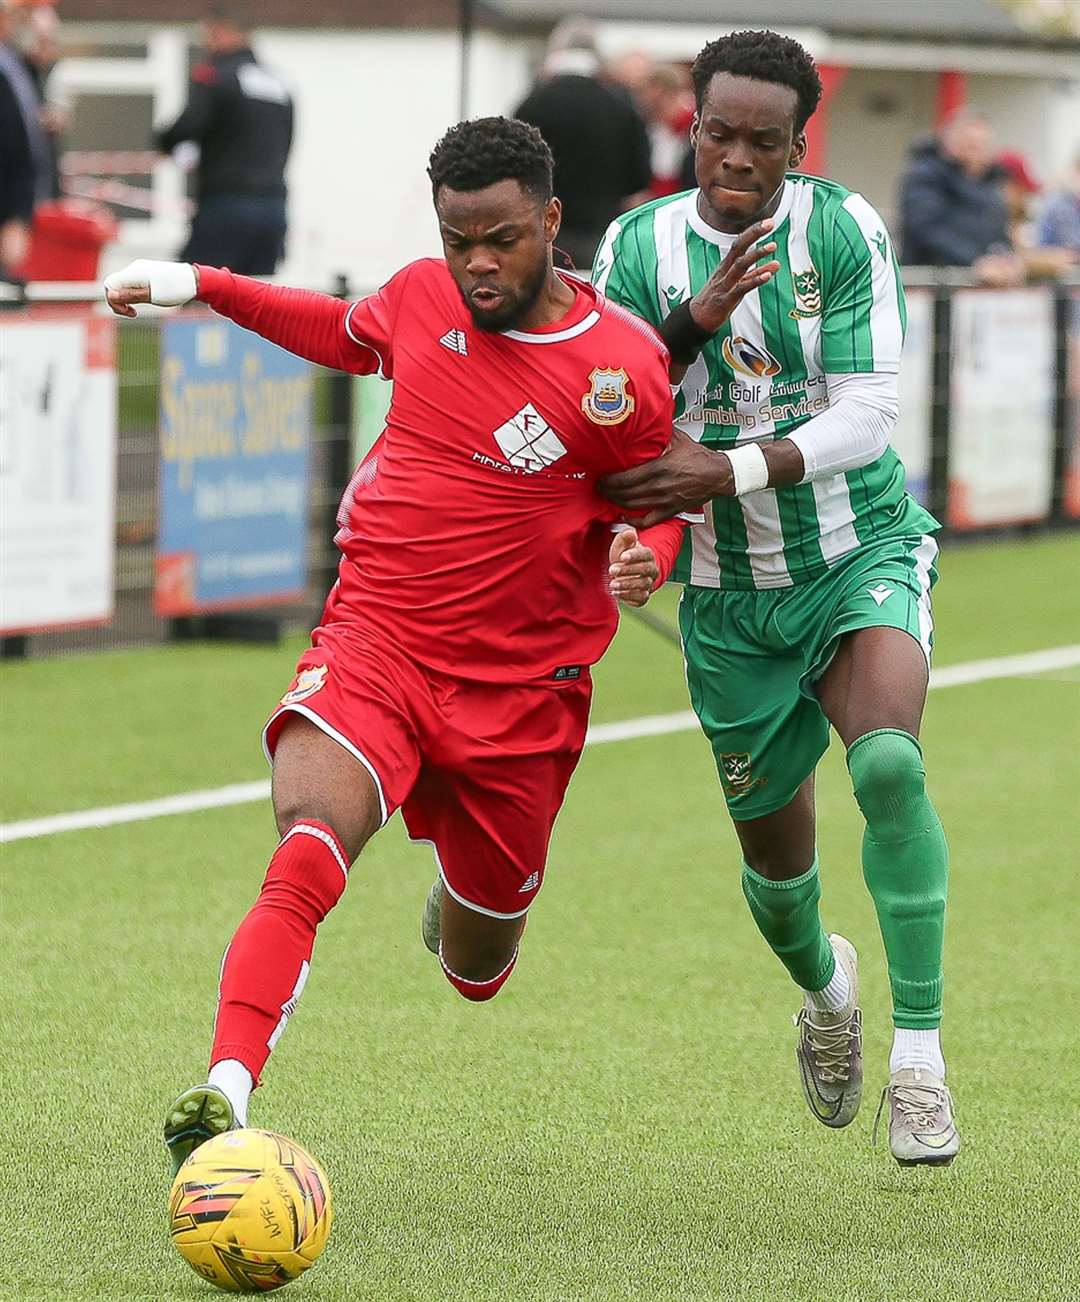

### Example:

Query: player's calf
xmin=437 ymin=896 xmax=526 ymax=1001
xmin=439 ymin=945 xmax=520 ymax=1002
xmin=848 ymin=728 xmax=949 ymax=1035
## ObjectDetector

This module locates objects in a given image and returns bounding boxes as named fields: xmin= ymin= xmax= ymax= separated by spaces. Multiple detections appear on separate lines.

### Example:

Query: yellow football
xmin=168 ymin=1128 xmax=332 ymax=1293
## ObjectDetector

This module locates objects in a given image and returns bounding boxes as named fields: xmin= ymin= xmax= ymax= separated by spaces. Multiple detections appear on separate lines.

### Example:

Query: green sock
xmin=741 ymin=856 xmax=835 ymax=992
xmin=848 ymin=728 xmax=949 ymax=1030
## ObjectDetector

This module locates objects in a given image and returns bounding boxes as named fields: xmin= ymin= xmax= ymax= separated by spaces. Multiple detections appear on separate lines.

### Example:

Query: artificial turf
xmin=3 ymin=532 xmax=1078 ymax=1300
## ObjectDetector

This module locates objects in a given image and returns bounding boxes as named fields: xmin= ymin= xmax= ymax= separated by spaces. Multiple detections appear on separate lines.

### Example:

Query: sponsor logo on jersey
xmin=721 ymin=335 xmax=782 ymax=379
xmin=492 ymin=403 xmax=568 ymax=472
xmin=281 ymin=664 xmax=328 ymax=705
xmin=719 ymin=752 xmax=767 ymax=798
xmin=789 ymin=264 xmax=822 ymax=319
xmin=866 ymin=583 xmax=895 ymax=606
xmin=581 ymin=367 xmax=635 ymax=425
xmin=518 ymin=870 xmax=540 ymax=893
xmin=439 ymin=328 xmax=468 ymax=356
xmin=552 ymin=664 xmax=582 ymax=681
xmin=872 ymin=231 xmax=888 ymax=260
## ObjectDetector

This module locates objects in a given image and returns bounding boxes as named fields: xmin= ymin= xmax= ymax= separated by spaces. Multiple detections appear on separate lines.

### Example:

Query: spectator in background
xmin=0 ymin=0 xmax=49 ymax=275
xmin=515 ymin=18 xmax=651 ymax=269
xmin=157 ymin=4 xmax=293 ymax=275
xmin=18 ymin=0 xmax=65 ymax=200
xmin=999 ymin=148 xmax=1076 ymax=280
xmin=635 ymin=62 xmax=696 ymax=198
xmin=1037 ymin=150 xmax=1080 ymax=258
xmin=606 ymin=48 xmax=651 ymax=102
xmin=898 ymin=110 xmax=1024 ymax=286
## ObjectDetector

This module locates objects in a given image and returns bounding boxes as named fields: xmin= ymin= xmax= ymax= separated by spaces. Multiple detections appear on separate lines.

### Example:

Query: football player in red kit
xmin=104 ymin=117 xmax=763 ymax=1172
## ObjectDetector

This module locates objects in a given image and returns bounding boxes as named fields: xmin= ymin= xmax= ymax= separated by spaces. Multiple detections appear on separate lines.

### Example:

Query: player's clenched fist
xmin=608 ymin=526 xmax=659 ymax=607
xmin=103 ymin=259 xmax=199 ymax=317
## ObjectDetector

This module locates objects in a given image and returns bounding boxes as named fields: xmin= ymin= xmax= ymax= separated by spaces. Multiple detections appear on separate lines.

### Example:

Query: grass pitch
xmin=3 ymin=533 xmax=1079 ymax=1301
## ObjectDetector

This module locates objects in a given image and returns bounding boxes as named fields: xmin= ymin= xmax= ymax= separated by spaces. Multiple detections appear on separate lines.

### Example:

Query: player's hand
xmin=103 ymin=259 xmax=199 ymax=317
xmin=608 ymin=526 xmax=659 ymax=606
xmin=600 ymin=429 xmax=733 ymax=525
xmin=689 ymin=219 xmax=780 ymax=335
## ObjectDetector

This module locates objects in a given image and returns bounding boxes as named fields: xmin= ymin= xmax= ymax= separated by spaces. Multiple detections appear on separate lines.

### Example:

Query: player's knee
xmin=439 ymin=944 xmax=519 ymax=1002
xmin=848 ymin=728 xmax=926 ymax=840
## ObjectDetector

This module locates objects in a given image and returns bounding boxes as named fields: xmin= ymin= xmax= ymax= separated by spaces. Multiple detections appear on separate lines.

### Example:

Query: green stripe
xmin=849 ymin=449 xmax=908 ymax=545
xmin=631 ymin=215 xmax=660 ymax=322
xmin=671 ymin=529 xmax=694 ymax=584
xmin=829 ymin=207 xmax=876 ymax=371
xmin=892 ymin=250 xmax=908 ymax=336
xmin=712 ymin=498 xmax=753 ymax=589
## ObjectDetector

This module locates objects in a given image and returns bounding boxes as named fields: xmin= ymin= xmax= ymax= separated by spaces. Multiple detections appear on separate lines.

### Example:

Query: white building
xmin=54 ymin=0 xmax=1080 ymax=289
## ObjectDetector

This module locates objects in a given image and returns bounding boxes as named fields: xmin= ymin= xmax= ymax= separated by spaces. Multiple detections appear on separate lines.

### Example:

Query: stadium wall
xmin=254 ymin=29 xmax=533 ymax=287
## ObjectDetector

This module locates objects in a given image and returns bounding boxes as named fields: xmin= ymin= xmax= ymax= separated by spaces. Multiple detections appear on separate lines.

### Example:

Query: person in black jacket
xmin=515 ymin=19 xmax=651 ymax=270
xmin=158 ymin=6 xmax=293 ymax=275
xmin=0 ymin=0 xmax=49 ymax=276
xmin=898 ymin=111 xmax=1023 ymax=286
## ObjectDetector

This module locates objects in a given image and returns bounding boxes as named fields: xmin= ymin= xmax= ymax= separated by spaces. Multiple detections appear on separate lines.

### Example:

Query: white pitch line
xmin=2 ymin=643 xmax=1077 ymax=846
xmin=925 ymin=644 xmax=1080 ymax=689
xmin=0 ymin=781 xmax=272 ymax=844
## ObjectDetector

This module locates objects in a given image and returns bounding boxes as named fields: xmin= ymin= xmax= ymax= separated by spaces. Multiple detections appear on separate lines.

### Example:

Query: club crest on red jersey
xmin=581 ymin=367 xmax=634 ymax=425
xmin=281 ymin=664 xmax=328 ymax=705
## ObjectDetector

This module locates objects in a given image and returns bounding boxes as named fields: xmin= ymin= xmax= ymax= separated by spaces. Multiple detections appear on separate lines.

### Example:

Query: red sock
xmin=439 ymin=945 xmax=519 ymax=1002
xmin=210 ymin=821 xmax=349 ymax=1084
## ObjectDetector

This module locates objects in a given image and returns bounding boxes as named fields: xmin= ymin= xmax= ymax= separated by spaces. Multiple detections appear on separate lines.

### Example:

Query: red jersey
xmin=196 ymin=259 xmax=677 ymax=683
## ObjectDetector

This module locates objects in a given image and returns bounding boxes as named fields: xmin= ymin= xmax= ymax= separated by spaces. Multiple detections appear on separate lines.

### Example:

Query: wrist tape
xmin=727 ymin=442 xmax=770 ymax=495
xmin=662 ymin=300 xmax=715 ymax=366
xmin=103 ymin=259 xmax=198 ymax=307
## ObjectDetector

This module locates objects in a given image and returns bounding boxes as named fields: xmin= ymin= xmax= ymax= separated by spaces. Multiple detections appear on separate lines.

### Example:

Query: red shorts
xmin=263 ymin=623 xmax=592 ymax=918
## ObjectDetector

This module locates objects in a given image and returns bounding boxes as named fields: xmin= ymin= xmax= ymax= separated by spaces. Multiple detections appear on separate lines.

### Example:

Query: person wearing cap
xmin=998 ymin=149 xmax=1076 ymax=280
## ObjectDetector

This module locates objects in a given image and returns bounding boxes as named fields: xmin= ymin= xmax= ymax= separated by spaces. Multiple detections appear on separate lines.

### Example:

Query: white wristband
xmin=726 ymin=442 xmax=770 ymax=495
xmin=103 ymin=259 xmax=198 ymax=307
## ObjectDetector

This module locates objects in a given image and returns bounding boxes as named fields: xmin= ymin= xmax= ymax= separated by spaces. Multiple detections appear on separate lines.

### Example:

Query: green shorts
xmin=679 ymin=533 xmax=939 ymax=822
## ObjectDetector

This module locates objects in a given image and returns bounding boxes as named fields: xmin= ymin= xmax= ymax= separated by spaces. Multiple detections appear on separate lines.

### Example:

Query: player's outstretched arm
xmin=103 ymin=260 xmax=388 ymax=376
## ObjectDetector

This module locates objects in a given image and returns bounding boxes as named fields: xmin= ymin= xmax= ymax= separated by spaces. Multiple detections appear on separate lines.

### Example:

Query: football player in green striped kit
xmin=596 ymin=30 xmax=958 ymax=1166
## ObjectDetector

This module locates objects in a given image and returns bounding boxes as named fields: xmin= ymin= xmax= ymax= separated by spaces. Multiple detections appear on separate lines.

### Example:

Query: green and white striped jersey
xmin=593 ymin=174 xmax=938 ymax=590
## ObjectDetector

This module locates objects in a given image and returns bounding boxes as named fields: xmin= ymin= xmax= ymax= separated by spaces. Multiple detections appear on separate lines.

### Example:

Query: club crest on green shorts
xmin=720 ymin=752 xmax=767 ymax=799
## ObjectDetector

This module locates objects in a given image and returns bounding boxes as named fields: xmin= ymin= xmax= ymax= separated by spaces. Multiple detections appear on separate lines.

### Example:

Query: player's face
xmin=691 ymin=72 xmax=807 ymax=233
xmin=436 ymin=180 xmax=560 ymax=332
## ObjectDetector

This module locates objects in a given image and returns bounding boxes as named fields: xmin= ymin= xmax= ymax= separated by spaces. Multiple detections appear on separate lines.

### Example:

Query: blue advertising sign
xmin=156 ymin=317 xmax=313 ymax=615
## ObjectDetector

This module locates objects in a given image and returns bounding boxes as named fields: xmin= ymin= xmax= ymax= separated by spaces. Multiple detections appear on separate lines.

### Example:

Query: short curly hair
xmin=428 ymin=117 xmax=554 ymax=203
xmin=691 ymin=30 xmax=822 ymax=134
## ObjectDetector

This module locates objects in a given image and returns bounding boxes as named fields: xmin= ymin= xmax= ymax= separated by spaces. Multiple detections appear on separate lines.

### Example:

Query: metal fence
xmin=1 ymin=270 xmax=1078 ymax=660
xmin=1 ymin=280 xmax=355 ymax=658
xmin=898 ymin=270 xmax=1078 ymax=529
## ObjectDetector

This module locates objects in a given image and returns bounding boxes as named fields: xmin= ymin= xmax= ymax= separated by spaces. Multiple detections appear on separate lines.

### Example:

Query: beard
xmin=459 ymin=255 xmax=550 ymax=333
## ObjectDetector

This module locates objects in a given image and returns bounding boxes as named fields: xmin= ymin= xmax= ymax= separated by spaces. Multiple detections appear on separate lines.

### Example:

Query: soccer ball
xmin=168 ymin=1128 xmax=332 ymax=1293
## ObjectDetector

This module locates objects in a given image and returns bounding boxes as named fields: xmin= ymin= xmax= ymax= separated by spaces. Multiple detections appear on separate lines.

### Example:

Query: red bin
xmin=14 ymin=199 xmax=119 ymax=282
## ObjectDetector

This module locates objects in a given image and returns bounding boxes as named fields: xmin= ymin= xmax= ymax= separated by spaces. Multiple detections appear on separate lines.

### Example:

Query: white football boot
xmin=793 ymin=934 xmax=863 ymax=1128
xmin=875 ymin=1067 xmax=960 ymax=1167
